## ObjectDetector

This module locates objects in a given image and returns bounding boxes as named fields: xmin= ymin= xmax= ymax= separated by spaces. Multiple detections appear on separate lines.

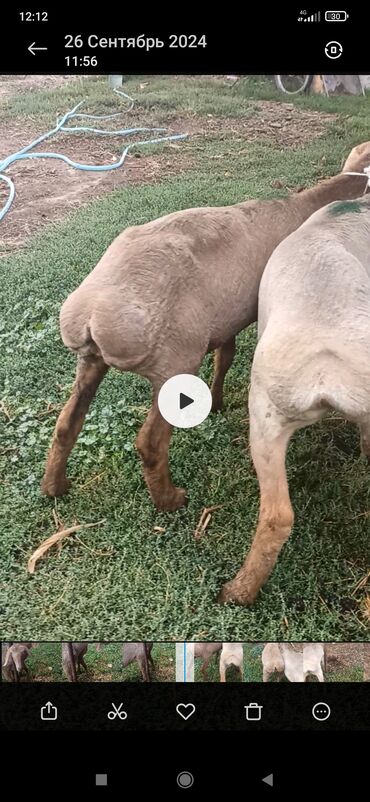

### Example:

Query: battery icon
xmin=325 ymin=10 xmax=349 ymax=21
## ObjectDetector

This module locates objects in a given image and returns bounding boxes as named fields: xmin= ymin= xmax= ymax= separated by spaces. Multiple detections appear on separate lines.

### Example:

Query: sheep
xmin=194 ymin=642 xmax=222 ymax=680
xmin=262 ymin=643 xmax=304 ymax=682
xmin=261 ymin=643 xmax=285 ymax=682
xmin=1 ymin=642 xmax=12 ymax=668
xmin=219 ymin=642 xmax=244 ymax=682
xmin=62 ymin=642 xmax=88 ymax=682
xmin=2 ymin=642 xmax=34 ymax=682
xmin=219 ymin=189 xmax=370 ymax=605
xmin=122 ymin=642 xmax=154 ymax=682
xmin=303 ymin=644 xmax=326 ymax=682
xmin=41 ymin=144 xmax=370 ymax=514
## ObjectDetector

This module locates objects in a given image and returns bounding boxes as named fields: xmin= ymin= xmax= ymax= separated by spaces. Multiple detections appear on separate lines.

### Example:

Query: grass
xmin=0 ymin=76 xmax=370 ymax=641
xmin=325 ymin=666 xmax=363 ymax=682
xmin=0 ymin=75 xmax=310 ymax=124
xmin=0 ymin=74 xmax=369 ymax=125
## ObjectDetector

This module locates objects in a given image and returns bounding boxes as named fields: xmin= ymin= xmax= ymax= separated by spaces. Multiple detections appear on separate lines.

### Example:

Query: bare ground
xmin=0 ymin=74 xmax=79 ymax=101
xmin=0 ymin=78 xmax=336 ymax=250
xmin=326 ymin=642 xmax=364 ymax=671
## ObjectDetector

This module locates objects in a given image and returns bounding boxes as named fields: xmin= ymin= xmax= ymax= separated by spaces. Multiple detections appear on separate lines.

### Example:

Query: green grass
xmin=0 ymin=75 xmax=276 ymax=128
xmin=325 ymin=666 xmax=363 ymax=682
xmin=0 ymin=75 xmax=286 ymax=124
xmin=1 ymin=77 xmax=370 ymax=641
xmin=0 ymin=74 xmax=368 ymax=125
xmin=12 ymin=642 xmax=174 ymax=681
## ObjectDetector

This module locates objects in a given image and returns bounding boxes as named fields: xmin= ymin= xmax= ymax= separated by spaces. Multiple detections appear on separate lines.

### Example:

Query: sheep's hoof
xmin=154 ymin=487 xmax=187 ymax=512
xmin=217 ymin=579 xmax=254 ymax=606
xmin=41 ymin=475 xmax=71 ymax=497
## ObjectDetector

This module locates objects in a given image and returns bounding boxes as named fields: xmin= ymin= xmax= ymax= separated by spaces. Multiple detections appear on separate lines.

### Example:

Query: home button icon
xmin=177 ymin=771 xmax=194 ymax=789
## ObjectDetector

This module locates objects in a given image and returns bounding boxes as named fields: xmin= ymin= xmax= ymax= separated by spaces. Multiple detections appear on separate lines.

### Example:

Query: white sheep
xmin=262 ymin=643 xmax=304 ymax=682
xmin=219 ymin=642 xmax=244 ymax=681
xmin=303 ymin=644 xmax=326 ymax=682
xmin=220 ymin=190 xmax=370 ymax=604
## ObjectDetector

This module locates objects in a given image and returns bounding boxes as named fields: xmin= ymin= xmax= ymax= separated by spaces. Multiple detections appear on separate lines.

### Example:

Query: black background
xmin=0 ymin=730 xmax=368 ymax=794
xmin=0 ymin=7 xmax=369 ymax=73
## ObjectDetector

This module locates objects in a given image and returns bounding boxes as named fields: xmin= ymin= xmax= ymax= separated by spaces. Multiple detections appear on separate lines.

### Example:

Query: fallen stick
xmin=352 ymin=570 xmax=370 ymax=593
xmin=0 ymin=400 xmax=12 ymax=421
xmin=27 ymin=519 xmax=106 ymax=574
xmin=194 ymin=504 xmax=224 ymax=540
xmin=363 ymin=595 xmax=370 ymax=622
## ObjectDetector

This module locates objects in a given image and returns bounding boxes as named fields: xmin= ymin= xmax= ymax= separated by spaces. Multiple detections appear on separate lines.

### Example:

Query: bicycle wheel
xmin=274 ymin=75 xmax=313 ymax=95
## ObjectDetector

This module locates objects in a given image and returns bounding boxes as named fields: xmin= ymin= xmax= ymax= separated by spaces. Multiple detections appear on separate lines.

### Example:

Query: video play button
xmin=179 ymin=393 xmax=194 ymax=410
xmin=158 ymin=374 xmax=212 ymax=429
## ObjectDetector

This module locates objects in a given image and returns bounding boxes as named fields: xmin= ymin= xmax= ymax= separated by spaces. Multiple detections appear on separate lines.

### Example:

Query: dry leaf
xmin=27 ymin=519 xmax=106 ymax=574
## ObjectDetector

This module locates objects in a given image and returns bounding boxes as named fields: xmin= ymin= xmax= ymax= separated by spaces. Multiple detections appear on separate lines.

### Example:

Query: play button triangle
xmin=158 ymin=374 xmax=212 ymax=429
xmin=179 ymin=392 xmax=194 ymax=410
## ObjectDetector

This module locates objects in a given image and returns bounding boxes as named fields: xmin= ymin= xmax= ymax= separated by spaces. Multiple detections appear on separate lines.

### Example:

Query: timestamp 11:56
xmin=65 ymin=55 xmax=98 ymax=66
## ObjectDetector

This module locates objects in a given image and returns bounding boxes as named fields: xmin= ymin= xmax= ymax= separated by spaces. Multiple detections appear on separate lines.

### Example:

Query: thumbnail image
xmin=1 ymin=642 xmax=174 ymax=682
xmin=193 ymin=643 xmax=244 ymax=682
xmin=1 ymin=74 xmax=370 ymax=643
xmin=245 ymin=643 xmax=365 ymax=682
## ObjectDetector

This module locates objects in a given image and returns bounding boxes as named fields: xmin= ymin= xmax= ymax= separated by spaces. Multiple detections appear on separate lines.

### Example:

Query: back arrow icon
xmin=28 ymin=42 xmax=48 ymax=56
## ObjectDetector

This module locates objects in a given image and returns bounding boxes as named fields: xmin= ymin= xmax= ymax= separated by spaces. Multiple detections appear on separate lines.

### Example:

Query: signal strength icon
xmin=298 ymin=11 xmax=321 ymax=22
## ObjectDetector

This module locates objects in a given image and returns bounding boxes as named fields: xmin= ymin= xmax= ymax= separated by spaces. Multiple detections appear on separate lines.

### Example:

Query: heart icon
xmin=176 ymin=703 xmax=196 ymax=721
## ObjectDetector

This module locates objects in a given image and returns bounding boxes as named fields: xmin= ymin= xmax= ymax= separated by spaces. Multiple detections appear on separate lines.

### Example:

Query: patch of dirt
xmin=0 ymin=117 xmax=195 ymax=251
xmin=182 ymin=100 xmax=335 ymax=146
xmin=364 ymin=644 xmax=370 ymax=679
xmin=0 ymin=74 xmax=79 ymax=101
xmin=326 ymin=643 xmax=364 ymax=671
xmin=0 ymin=97 xmax=335 ymax=251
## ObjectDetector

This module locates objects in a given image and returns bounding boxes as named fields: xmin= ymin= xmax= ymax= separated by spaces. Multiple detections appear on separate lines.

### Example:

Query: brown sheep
xmin=41 ymin=144 xmax=370 ymax=514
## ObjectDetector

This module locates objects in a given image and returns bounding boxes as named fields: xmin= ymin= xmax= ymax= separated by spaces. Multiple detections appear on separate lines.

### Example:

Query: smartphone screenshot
xmin=0 ymin=8 xmax=369 ymax=795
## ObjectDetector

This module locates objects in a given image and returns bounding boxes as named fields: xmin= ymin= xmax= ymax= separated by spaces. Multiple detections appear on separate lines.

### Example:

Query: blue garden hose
xmin=0 ymin=88 xmax=188 ymax=222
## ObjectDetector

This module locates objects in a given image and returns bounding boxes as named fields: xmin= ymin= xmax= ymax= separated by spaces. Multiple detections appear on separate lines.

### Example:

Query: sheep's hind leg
xmin=359 ymin=418 xmax=370 ymax=461
xmin=136 ymin=399 xmax=186 ymax=512
xmin=79 ymin=657 xmax=89 ymax=674
xmin=41 ymin=354 xmax=108 ymax=497
xmin=218 ymin=378 xmax=298 ymax=605
xmin=136 ymin=353 xmax=205 ymax=511
xmin=210 ymin=336 xmax=236 ymax=412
